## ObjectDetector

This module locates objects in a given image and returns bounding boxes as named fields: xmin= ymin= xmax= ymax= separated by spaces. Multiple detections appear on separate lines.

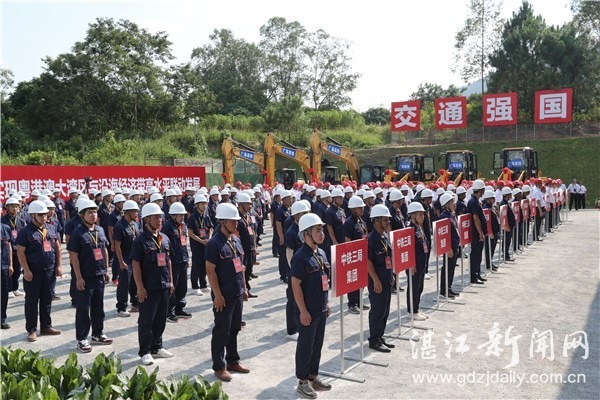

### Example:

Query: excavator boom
xmin=265 ymin=132 xmax=315 ymax=187
xmin=221 ymin=137 xmax=267 ymax=185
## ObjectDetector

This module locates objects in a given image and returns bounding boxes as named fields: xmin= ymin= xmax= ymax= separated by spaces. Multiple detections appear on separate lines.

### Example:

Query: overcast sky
xmin=2 ymin=0 xmax=572 ymax=112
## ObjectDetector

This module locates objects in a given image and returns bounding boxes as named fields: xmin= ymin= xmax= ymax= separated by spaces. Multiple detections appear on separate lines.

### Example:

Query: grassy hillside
xmin=354 ymin=137 xmax=600 ymax=207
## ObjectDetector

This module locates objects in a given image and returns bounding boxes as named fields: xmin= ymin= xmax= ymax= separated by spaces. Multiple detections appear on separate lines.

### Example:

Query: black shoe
xmin=175 ymin=310 xmax=192 ymax=319
xmin=471 ymin=279 xmax=485 ymax=285
xmin=247 ymin=292 xmax=258 ymax=298
xmin=250 ymin=273 xmax=258 ymax=279
xmin=440 ymin=292 xmax=455 ymax=299
xmin=506 ymin=257 xmax=516 ymax=262
xmin=380 ymin=338 xmax=395 ymax=349
xmin=1 ymin=322 xmax=10 ymax=329
xmin=449 ymin=290 xmax=460 ymax=297
xmin=280 ymin=278 xmax=288 ymax=284
xmin=167 ymin=315 xmax=179 ymax=323
xmin=241 ymin=321 xmax=246 ymax=327
xmin=477 ymin=275 xmax=487 ymax=282
xmin=348 ymin=305 xmax=360 ymax=314
xmin=51 ymin=295 xmax=61 ymax=301
xmin=492 ymin=266 xmax=499 ymax=272
xmin=369 ymin=341 xmax=391 ymax=353
xmin=361 ymin=304 xmax=370 ymax=310
xmin=273 ymin=254 xmax=279 ymax=258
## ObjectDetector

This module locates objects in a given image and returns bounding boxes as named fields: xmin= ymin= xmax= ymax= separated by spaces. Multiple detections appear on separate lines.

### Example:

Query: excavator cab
xmin=359 ymin=165 xmax=385 ymax=184
xmin=394 ymin=154 xmax=434 ymax=182
xmin=493 ymin=147 xmax=540 ymax=181
xmin=276 ymin=168 xmax=297 ymax=190
xmin=439 ymin=150 xmax=478 ymax=185
xmin=322 ymin=164 xmax=341 ymax=185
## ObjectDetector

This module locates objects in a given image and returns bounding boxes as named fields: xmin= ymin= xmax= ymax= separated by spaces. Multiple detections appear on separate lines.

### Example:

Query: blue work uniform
xmin=187 ymin=209 xmax=212 ymax=290
xmin=1 ymin=223 xmax=14 ymax=325
xmin=131 ymin=229 xmax=172 ymax=357
xmin=205 ymin=229 xmax=245 ymax=372
xmin=237 ymin=212 xmax=256 ymax=290
xmin=290 ymin=244 xmax=330 ymax=381
xmin=467 ymin=195 xmax=487 ymax=281
xmin=439 ymin=211 xmax=460 ymax=296
xmin=67 ymin=224 xmax=109 ymax=341
xmin=501 ymin=199 xmax=516 ymax=259
xmin=271 ymin=198 xmax=281 ymax=257
xmin=162 ymin=218 xmax=190 ymax=317
xmin=64 ymin=215 xmax=83 ymax=305
xmin=367 ymin=229 xmax=393 ymax=345
xmin=343 ymin=214 xmax=368 ymax=309
xmin=1 ymin=214 xmax=26 ymax=293
xmin=284 ymin=221 xmax=303 ymax=336
xmin=405 ymin=222 xmax=429 ymax=314
xmin=16 ymin=222 xmax=60 ymax=334
xmin=276 ymin=204 xmax=291 ymax=281
xmin=113 ymin=217 xmax=141 ymax=312
xmin=483 ymin=202 xmax=500 ymax=269
xmin=389 ymin=205 xmax=406 ymax=231
xmin=323 ymin=204 xmax=345 ymax=263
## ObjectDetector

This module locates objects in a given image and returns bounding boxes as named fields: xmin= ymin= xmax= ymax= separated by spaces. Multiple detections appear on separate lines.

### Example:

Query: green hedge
xmin=0 ymin=347 xmax=228 ymax=400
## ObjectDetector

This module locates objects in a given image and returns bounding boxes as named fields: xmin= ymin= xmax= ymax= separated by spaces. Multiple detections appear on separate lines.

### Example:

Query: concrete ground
xmin=1 ymin=210 xmax=598 ymax=399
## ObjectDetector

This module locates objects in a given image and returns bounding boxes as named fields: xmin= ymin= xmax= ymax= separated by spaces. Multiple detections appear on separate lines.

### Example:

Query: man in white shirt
xmin=580 ymin=183 xmax=587 ymax=209
xmin=531 ymin=179 xmax=545 ymax=240
xmin=567 ymin=179 xmax=580 ymax=211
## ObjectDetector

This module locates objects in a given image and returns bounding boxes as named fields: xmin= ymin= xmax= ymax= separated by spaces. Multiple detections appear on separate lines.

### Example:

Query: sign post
xmin=422 ymin=219 xmax=454 ymax=313
xmin=322 ymin=238 xmax=387 ymax=383
xmin=513 ymin=201 xmax=523 ymax=255
xmin=458 ymin=214 xmax=477 ymax=292
xmin=531 ymin=199 xmax=538 ymax=242
xmin=499 ymin=204 xmax=511 ymax=267
xmin=522 ymin=199 xmax=530 ymax=249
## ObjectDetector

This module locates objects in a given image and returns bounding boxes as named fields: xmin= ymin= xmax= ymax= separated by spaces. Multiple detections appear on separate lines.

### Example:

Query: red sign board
xmin=534 ymin=88 xmax=573 ymax=124
xmin=0 ymin=165 xmax=206 ymax=200
xmin=435 ymin=96 xmax=467 ymax=130
xmin=390 ymin=227 xmax=415 ymax=273
xmin=482 ymin=208 xmax=493 ymax=236
xmin=531 ymin=199 xmax=537 ymax=217
xmin=433 ymin=218 xmax=451 ymax=256
xmin=457 ymin=214 xmax=472 ymax=246
xmin=331 ymin=238 xmax=368 ymax=297
xmin=513 ymin=201 xmax=521 ymax=223
xmin=391 ymin=100 xmax=421 ymax=132
xmin=521 ymin=199 xmax=530 ymax=219
xmin=500 ymin=205 xmax=510 ymax=231
xmin=483 ymin=92 xmax=518 ymax=127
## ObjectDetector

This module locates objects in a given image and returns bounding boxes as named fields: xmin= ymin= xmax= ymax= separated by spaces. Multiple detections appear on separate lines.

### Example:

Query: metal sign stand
xmin=487 ymin=235 xmax=503 ymax=276
xmin=422 ymin=255 xmax=457 ymax=312
xmin=384 ymin=274 xmax=421 ymax=342
xmin=400 ymin=272 xmax=431 ymax=331
xmin=458 ymin=244 xmax=477 ymax=293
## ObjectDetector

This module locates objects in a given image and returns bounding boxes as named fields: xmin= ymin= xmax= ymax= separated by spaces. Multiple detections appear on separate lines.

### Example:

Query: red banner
xmin=531 ymin=199 xmax=537 ymax=217
xmin=534 ymin=88 xmax=573 ymax=124
xmin=483 ymin=92 xmax=518 ymax=127
xmin=331 ymin=238 xmax=368 ymax=297
xmin=433 ymin=218 xmax=451 ymax=256
xmin=457 ymin=214 xmax=472 ymax=246
xmin=0 ymin=165 xmax=206 ymax=200
xmin=500 ymin=205 xmax=510 ymax=231
xmin=513 ymin=201 xmax=521 ymax=223
xmin=435 ymin=96 xmax=467 ymax=130
xmin=521 ymin=199 xmax=530 ymax=219
xmin=390 ymin=227 xmax=415 ymax=273
xmin=391 ymin=100 xmax=421 ymax=132
xmin=483 ymin=208 xmax=493 ymax=236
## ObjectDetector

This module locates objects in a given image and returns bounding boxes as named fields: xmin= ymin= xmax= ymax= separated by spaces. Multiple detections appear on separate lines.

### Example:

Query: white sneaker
xmin=419 ymin=312 xmax=430 ymax=320
xmin=412 ymin=313 xmax=427 ymax=321
xmin=193 ymin=289 xmax=203 ymax=296
xmin=287 ymin=332 xmax=299 ymax=341
xmin=13 ymin=290 xmax=24 ymax=296
xmin=141 ymin=354 xmax=154 ymax=365
xmin=152 ymin=348 xmax=173 ymax=358
xmin=117 ymin=310 xmax=130 ymax=317
xmin=201 ymin=287 xmax=210 ymax=294
xmin=8 ymin=292 xmax=15 ymax=299
xmin=424 ymin=273 xmax=432 ymax=280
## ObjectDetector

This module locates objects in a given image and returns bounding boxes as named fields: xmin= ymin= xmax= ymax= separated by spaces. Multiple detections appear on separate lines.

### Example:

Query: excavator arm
xmin=264 ymin=133 xmax=315 ymax=187
xmin=222 ymin=137 xmax=267 ymax=185
xmin=312 ymin=129 xmax=360 ymax=181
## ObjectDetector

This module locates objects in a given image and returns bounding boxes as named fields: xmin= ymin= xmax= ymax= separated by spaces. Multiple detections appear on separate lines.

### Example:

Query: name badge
xmin=12 ymin=230 xmax=17 ymax=239
xmin=423 ymin=241 xmax=429 ymax=254
xmin=251 ymin=216 xmax=256 ymax=224
xmin=247 ymin=226 xmax=254 ymax=236
xmin=385 ymin=256 xmax=392 ymax=270
xmin=199 ymin=228 xmax=207 ymax=239
xmin=43 ymin=240 xmax=52 ymax=252
xmin=180 ymin=235 xmax=187 ymax=246
xmin=93 ymin=248 xmax=104 ymax=261
xmin=157 ymin=253 xmax=167 ymax=267
xmin=322 ymin=274 xmax=329 ymax=291
xmin=233 ymin=257 xmax=244 ymax=273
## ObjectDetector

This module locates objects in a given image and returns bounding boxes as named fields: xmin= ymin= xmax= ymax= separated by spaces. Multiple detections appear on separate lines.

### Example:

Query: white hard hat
xmin=408 ymin=202 xmax=426 ymax=214
xmin=210 ymin=188 xmax=220 ymax=196
xmin=400 ymin=185 xmax=410 ymax=192
xmin=31 ymin=189 xmax=41 ymax=196
xmin=7 ymin=189 xmax=16 ymax=196
xmin=216 ymin=203 xmax=240 ymax=220
xmin=370 ymin=204 xmax=392 ymax=218
xmin=169 ymin=202 xmax=187 ymax=215
xmin=253 ymin=186 xmax=261 ymax=193
xmin=331 ymin=188 xmax=344 ymax=198
xmin=5 ymin=197 xmax=19 ymax=206
xmin=43 ymin=198 xmax=55 ymax=209
xmin=436 ymin=188 xmax=445 ymax=196
xmin=142 ymin=203 xmax=163 ymax=219
xmin=38 ymin=195 xmax=49 ymax=202
xmin=512 ymin=188 xmax=522 ymax=196
xmin=174 ymin=188 xmax=183 ymax=196
xmin=421 ymin=189 xmax=433 ymax=199
xmin=184 ymin=186 xmax=194 ymax=192
xmin=343 ymin=186 xmax=354 ymax=193
xmin=102 ymin=188 xmax=114 ymax=198
xmin=280 ymin=190 xmax=293 ymax=199
xmin=483 ymin=191 xmax=496 ymax=200
xmin=150 ymin=193 xmax=163 ymax=203
xmin=53 ymin=188 xmax=61 ymax=193
xmin=472 ymin=180 xmax=486 ymax=191
xmin=113 ymin=194 xmax=126 ymax=203
xmin=114 ymin=187 xmax=123 ymax=195
xmin=522 ymin=185 xmax=531 ymax=193
xmin=220 ymin=189 xmax=230 ymax=196
xmin=291 ymin=200 xmax=311 ymax=216
xmin=316 ymin=189 xmax=323 ymax=197
xmin=502 ymin=187 xmax=512 ymax=196
xmin=485 ymin=186 xmax=494 ymax=192
xmin=123 ymin=200 xmax=139 ymax=211
xmin=17 ymin=191 xmax=26 ymax=197
xmin=194 ymin=194 xmax=208 ymax=204
xmin=362 ymin=190 xmax=375 ymax=200
xmin=41 ymin=189 xmax=51 ymax=196
xmin=165 ymin=189 xmax=177 ymax=197
xmin=356 ymin=189 xmax=365 ymax=197
xmin=298 ymin=213 xmax=324 ymax=232
xmin=440 ymin=193 xmax=454 ymax=207
xmin=122 ymin=187 xmax=131 ymax=195
xmin=198 ymin=188 xmax=207 ymax=196
xmin=236 ymin=193 xmax=252 ymax=204
xmin=447 ymin=184 xmax=456 ymax=191
xmin=456 ymin=186 xmax=467 ymax=195
xmin=243 ymin=189 xmax=254 ymax=198
xmin=320 ymin=190 xmax=331 ymax=199
xmin=148 ymin=187 xmax=160 ymax=195
xmin=373 ymin=187 xmax=383 ymax=195
xmin=68 ymin=187 xmax=79 ymax=195
xmin=230 ymin=187 xmax=238 ymax=194
xmin=389 ymin=190 xmax=404 ymax=202
xmin=78 ymin=199 xmax=98 ymax=213
xmin=28 ymin=200 xmax=49 ymax=214
xmin=415 ymin=184 xmax=426 ymax=194
xmin=348 ymin=196 xmax=365 ymax=208
xmin=75 ymin=197 xmax=88 ymax=212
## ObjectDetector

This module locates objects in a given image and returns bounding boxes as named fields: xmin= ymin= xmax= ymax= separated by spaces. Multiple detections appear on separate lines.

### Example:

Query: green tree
xmin=261 ymin=96 xmax=305 ymax=142
xmin=361 ymin=107 xmax=390 ymax=125
xmin=191 ymin=29 xmax=268 ymax=116
xmin=453 ymin=0 xmax=504 ymax=90
xmin=302 ymin=29 xmax=359 ymax=110
xmin=409 ymin=83 xmax=462 ymax=103
xmin=259 ymin=17 xmax=306 ymax=101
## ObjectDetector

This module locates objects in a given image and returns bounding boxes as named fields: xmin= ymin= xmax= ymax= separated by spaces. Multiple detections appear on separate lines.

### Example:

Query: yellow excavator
xmin=438 ymin=150 xmax=480 ymax=185
xmin=221 ymin=137 xmax=268 ymax=185
xmin=264 ymin=133 xmax=315 ymax=189
xmin=492 ymin=147 xmax=542 ymax=182
xmin=310 ymin=129 xmax=387 ymax=184
xmin=393 ymin=153 xmax=435 ymax=183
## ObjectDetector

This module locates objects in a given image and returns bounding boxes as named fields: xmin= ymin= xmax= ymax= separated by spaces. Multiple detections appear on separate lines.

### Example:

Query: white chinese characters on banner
xmin=539 ymin=93 xmax=567 ymax=120
xmin=438 ymin=102 xmax=463 ymax=125
xmin=346 ymin=269 xmax=358 ymax=284
xmin=340 ymin=249 xmax=364 ymax=265
xmin=394 ymin=104 xmax=418 ymax=128
xmin=487 ymin=97 xmax=513 ymax=122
